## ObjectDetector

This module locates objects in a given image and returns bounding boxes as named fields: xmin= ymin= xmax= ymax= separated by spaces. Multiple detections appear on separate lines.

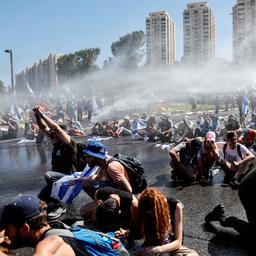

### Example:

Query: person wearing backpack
xmin=216 ymin=131 xmax=255 ymax=189
xmin=81 ymin=141 xmax=134 ymax=199
xmin=0 ymin=194 xmax=129 ymax=256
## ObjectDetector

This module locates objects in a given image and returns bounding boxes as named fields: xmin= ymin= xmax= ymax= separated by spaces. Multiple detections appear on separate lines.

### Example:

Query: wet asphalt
xmin=0 ymin=134 xmax=252 ymax=256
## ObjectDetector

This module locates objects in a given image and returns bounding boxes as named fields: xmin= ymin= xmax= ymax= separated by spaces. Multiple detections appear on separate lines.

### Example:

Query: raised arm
xmin=33 ymin=106 xmax=70 ymax=144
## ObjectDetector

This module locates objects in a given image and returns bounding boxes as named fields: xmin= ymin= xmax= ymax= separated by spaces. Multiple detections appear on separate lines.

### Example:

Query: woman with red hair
xmin=117 ymin=188 xmax=198 ymax=255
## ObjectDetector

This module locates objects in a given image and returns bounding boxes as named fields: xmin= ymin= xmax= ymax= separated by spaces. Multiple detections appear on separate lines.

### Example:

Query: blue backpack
xmin=45 ymin=225 xmax=130 ymax=256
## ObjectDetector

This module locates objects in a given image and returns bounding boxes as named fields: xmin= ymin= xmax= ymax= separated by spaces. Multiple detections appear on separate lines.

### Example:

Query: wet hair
xmin=138 ymin=188 xmax=171 ymax=246
xmin=227 ymin=131 xmax=237 ymax=140
xmin=95 ymin=198 xmax=120 ymax=226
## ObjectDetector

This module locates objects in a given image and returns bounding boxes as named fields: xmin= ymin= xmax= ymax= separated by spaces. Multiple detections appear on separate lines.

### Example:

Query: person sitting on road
xmin=173 ymin=117 xmax=194 ymax=143
xmin=116 ymin=116 xmax=132 ymax=137
xmin=0 ymin=194 xmax=89 ymax=255
xmin=238 ymin=128 xmax=256 ymax=151
xmin=116 ymin=188 xmax=199 ymax=256
xmin=145 ymin=115 xmax=158 ymax=142
xmin=91 ymin=121 xmax=111 ymax=136
xmin=67 ymin=120 xmax=85 ymax=137
xmin=197 ymin=131 xmax=220 ymax=186
xmin=204 ymin=165 xmax=256 ymax=253
xmin=157 ymin=115 xmax=174 ymax=143
xmin=24 ymin=119 xmax=39 ymax=140
xmin=81 ymin=141 xmax=132 ymax=199
xmin=221 ymin=114 xmax=241 ymax=140
xmin=169 ymin=138 xmax=202 ymax=184
xmin=216 ymin=131 xmax=255 ymax=189
xmin=33 ymin=106 xmax=86 ymax=220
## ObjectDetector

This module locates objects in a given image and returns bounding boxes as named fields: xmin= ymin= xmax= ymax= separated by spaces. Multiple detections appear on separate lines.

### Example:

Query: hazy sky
xmin=0 ymin=0 xmax=236 ymax=86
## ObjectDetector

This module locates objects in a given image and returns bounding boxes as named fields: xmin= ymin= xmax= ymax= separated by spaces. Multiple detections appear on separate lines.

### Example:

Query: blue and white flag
xmin=132 ymin=119 xmax=147 ymax=133
xmin=10 ymin=104 xmax=23 ymax=121
xmin=242 ymin=95 xmax=250 ymax=115
xmin=51 ymin=166 xmax=98 ymax=204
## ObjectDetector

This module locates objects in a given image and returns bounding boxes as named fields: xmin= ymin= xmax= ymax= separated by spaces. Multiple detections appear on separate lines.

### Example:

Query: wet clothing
xmin=43 ymin=222 xmax=87 ymax=256
xmin=51 ymin=138 xmax=77 ymax=174
xmin=167 ymin=197 xmax=179 ymax=241
xmin=96 ymin=187 xmax=133 ymax=224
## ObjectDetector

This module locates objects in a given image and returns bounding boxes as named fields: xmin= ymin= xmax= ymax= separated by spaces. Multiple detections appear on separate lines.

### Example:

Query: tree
xmin=57 ymin=48 xmax=100 ymax=81
xmin=110 ymin=31 xmax=145 ymax=70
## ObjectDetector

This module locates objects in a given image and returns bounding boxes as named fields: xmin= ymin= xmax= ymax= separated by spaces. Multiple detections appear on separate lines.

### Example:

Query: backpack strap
xmin=45 ymin=228 xmax=74 ymax=238
xmin=237 ymin=144 xmax=243 ymax=160
xmin=223 ymin=143 xmax=227 ymax=159
xmin=223 ymin=142 xmax=243 ymax=160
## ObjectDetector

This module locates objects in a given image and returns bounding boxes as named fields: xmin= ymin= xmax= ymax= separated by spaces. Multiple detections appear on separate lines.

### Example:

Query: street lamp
xmin=4 ymin=49 xmax=14 ymax=92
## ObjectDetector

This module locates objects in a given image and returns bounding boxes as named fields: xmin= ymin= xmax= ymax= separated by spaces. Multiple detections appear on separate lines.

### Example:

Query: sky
xmin=0 ymin=0 xmax=236 ymax=87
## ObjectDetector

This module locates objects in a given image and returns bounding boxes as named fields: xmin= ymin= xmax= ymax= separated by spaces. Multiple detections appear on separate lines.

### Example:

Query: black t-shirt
xmin=96 ymin=187 xmax=133 ymax=224
xmin=51 ymin=138 xmax=77 ymax=174
xmin=167 ymin=197 xmax=180 ymax=243
xmin=43 ymin=222 xmax=87 ymax=256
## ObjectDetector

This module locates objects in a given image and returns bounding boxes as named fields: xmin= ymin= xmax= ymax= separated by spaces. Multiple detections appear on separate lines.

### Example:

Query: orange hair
xmin=137 ymin=188 xmax=171 ymax=245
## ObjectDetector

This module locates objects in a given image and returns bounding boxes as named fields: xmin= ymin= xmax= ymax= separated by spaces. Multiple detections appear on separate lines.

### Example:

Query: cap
xmin=83 ymin=141 xmax=107 ymax=160
xmin=124 ymin=115 xmax=130 ymax=120
xmin=0 ymin=195 xmax=43 ymax=229
xmin=206 ymin=131 xmax=216 ymax=142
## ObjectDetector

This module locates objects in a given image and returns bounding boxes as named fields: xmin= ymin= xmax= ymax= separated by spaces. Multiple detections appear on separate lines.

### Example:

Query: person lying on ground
xmin=204 ymin=165 xmax=256 ymax=253
xmin=80 ymin=187 xmax=138 ymax=231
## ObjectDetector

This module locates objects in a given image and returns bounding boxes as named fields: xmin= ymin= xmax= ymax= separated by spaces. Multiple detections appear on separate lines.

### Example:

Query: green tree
xmin=111 ymin=31 xmax=145 ymax=69
xmin=57 ymin=48 xmax=100 ymax=81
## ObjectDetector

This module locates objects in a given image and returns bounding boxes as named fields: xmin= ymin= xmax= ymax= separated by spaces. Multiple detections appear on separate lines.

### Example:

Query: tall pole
xmin=5 ymin=49 xmax=14 ymax=92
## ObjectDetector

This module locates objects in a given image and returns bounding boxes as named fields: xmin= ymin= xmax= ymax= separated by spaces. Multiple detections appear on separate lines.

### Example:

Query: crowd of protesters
xmin=1 ymin=88 xmax=256 ymax=255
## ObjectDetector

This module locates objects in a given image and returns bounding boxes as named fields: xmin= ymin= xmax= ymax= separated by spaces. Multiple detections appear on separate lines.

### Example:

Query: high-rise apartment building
xmin=146 ymin=11 xmax=175 ymax=66
xmin=232 ymin=0 xmax=256 ymax=64
xmin=183 ymin=2 xmax=215 ymax=64
xmin=15 ymin=53 xmax=61 ymax=92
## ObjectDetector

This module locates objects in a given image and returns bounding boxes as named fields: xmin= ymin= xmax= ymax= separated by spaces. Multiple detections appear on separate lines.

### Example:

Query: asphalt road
xmin=0 ymin=132 xmax=253 ymax=256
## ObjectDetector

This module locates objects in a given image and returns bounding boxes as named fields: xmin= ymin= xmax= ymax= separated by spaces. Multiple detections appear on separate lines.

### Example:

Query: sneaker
xmin=204 ymin=204 xmax=225 ymax=223
xmin=47 ymin=207 xmax=66 ymax=220
xmin=229 ymin=177 xmax=239 ymax=190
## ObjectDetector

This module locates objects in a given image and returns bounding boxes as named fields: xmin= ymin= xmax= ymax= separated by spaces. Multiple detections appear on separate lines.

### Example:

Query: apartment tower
xmin=146 ymin=11 xmax=175 ymax=66
xmin=183 ymin=2 xmax=215 ymax=64
xmin=232 ymin=0 xmax=256 ymax=64
xmin=15 ymin=53 xmax=61 ymax=92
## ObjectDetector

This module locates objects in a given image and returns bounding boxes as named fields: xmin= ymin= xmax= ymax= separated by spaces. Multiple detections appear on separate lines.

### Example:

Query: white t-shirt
xmin=216 ymin=142 xmax=250 ymax=163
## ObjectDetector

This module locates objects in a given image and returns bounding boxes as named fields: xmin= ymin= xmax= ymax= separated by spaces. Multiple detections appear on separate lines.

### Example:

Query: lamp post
xmin=4 ymin=49 xmax=14 ymax=92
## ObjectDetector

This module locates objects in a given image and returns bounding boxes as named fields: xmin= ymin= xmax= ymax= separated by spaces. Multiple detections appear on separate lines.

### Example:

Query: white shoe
xmin=47 ymin=207 xmax=66 ymax=220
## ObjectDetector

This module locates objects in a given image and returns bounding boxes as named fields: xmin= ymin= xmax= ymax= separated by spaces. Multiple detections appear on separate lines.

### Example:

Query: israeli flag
xmin=132 ymin=119 xmax=147 ymax=133
xmin=51 ymin=166 xmax=98 ymax=204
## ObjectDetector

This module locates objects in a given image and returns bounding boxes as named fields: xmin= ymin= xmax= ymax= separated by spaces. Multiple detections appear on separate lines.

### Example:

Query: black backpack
xmin=107 ymin=153 xmax=147 ymax=194
xmin=76 ymin=143 xmax=87 ymax=171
